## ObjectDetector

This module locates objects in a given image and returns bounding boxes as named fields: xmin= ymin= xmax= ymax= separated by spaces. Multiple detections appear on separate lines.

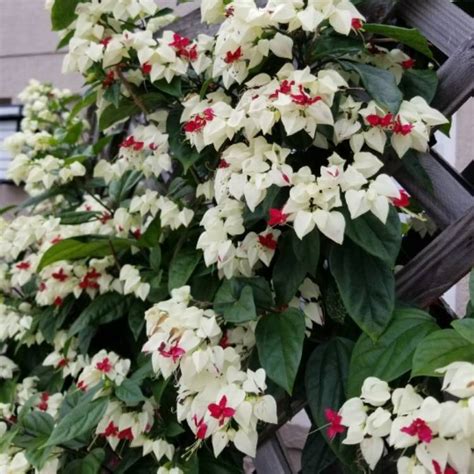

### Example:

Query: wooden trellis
xmin=171 ymin=1 xmax=474 ymax=471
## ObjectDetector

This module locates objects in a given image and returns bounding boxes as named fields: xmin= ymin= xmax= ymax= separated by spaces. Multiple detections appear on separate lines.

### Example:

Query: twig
xmin=116 ymin=67 xmax=149 ymax=118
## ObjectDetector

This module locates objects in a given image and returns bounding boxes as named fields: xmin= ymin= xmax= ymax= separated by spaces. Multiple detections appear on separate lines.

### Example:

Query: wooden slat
xmin=433 ymin=40 xmax=474 ymax=116
xmin=396 ymin=0 xmax=474 ymax=56
xmin=389 ymin=150 xmax=474 ymax=229
xmin=396 ymin=207 xmax=474 ymax=307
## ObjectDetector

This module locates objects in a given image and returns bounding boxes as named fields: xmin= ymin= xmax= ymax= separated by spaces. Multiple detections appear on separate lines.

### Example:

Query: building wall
xmin=0 ymin=0 xmax=197 ymax=102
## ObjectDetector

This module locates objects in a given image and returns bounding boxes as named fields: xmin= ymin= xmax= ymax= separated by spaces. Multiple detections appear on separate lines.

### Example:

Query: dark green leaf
xmin=51 ymin=0 xmax=82 ymax=30
xmin=256 ymin=308 xmax=306 ymax=394
xmin=401 ymin=150 xmax=433 ymax=192
xmin=139 ymin=214 xmax=161 ymax=248
xmin=344 ymin=206 xmax=401 ymax=266
xmin=364 ymin=24 xmax=433 ymax=59
xmin=22 ymin=411 xmax=54 ymax=437
xmin=69 ymin=90 xmax=97 ymax=120
xmin=38 ymin=237 xmax=134 ymax=271
xmin=115 ymin=379 xmax=146 ymax=407
xmin=150 ymin=246 xmax=162 ymax=272
xmin=46 ymin=396 xmax=108 ymax=446
xmin=399 ymin=69 xmax=439 ymax=104
xmin=103 ymin=82 xmax=121 ymax=108
xmin=305 ymin=338 xmax=356 ymax=467
xmin=128 ymin=300 xmax=146 ymax=341
xmin=330 ymin=240 xmax=395 ymax=340
xmin=452 ymin=319 xmax=474 ymax=344
xmin=273 ymin=229 xmax=320 ymax=305
xmin=302 ymin=430 xmax=337 ymax=474
xmin=68 ymin=448 xmax=105 ymax=474
xmin=168 ymin=249 xmax=201 ymax=291
xmin=310 ymin=35 xmax=364 ymax=61
xmin=340 ymin=61 xmax=403 ymax=113
xmin=69 ymin=293 xmax=130 ymax=336
xmin=348 ymin=307 xmax=438 ymax=396
xmin=109 ymin=170 xmax=143 ymax=205
xmin=222 ymin=286 xmax=257 ymax=324
xmin=59 ymin=211 xmax=100 ymax=225
xmin=154 ymin=77 xmax=182 ymax=98
xmin=412 ymin=329 xmax=474 ymax=377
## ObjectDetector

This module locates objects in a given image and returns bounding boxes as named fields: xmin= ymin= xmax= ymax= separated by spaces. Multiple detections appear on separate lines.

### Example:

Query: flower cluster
xmin=328 ymin=363 xmax=474 ymax=473
xmin=142 ymin=287 xmax=277 ymax=457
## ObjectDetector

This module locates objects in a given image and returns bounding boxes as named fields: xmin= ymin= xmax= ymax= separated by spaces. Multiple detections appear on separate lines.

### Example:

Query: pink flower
xmin=96 ymin=357 xmax=113 ymax=373
xmin=258 ymin=234 xmax=278 ymax=250
xmin=325 ymin=408 xmax=346 ymax=439
xmin=392 ymin=190 xmax=410 ymax=208
xmin=268 ymin=208 xmax=288 ymax=227
xmin=433 ymin=461 xmax=457 ymax=474
xmin=401 ymin=418 xmax=433 ymax=443
xmin=208 ymin=395 xmax=235 ymax=426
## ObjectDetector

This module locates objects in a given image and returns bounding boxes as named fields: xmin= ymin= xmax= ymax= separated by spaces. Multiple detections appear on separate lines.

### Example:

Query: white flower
xmin=119 ymin=264 xmax=150 ymax=301
xmin=0 ymin=356 xmax=18 ymax=379
xmin=437 ymin=361 xmax=474 ymax=399
xmin=360 ymin=377 xmax=391 ymax=407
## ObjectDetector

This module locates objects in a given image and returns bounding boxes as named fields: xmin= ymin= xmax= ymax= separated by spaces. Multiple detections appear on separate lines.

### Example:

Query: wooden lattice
xmin=170 ymin=1 xmax=474 ymax=471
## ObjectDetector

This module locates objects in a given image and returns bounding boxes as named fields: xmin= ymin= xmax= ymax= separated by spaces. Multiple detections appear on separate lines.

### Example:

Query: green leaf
xmin=256 ymin=308 xmax=306 ymax=394
xmin=56 ymin=29 xmax=75 ymax=50
xmin=243 ymin=186 xmax=284 ymax=227
xmin=154 ymin=77 xmax=182 ymax=98
xmin=109 ymin=170 xmax=143 ymax=205
xmin=59 ymin=211 xmax=100 ymax=225
xmin=46 ymin=396 xmax=108 ymax=446
xmin=340 ymin=61 xmax=403 ymax=113
xmin=348 ymin=307 xmax=438 ymax=396
xmin=305 ymin=338 xmax=356 ymax=467
xmin=139 ymin=214 xmax=162 ymax=248
xmin=168 ymin=249 xmax=202 ymax=292
xmin=302 ymin=430 xmax=336 ymax=474
xmin=343 ymin=206 xmax=401 ymax=266
xmin=22 ymin=411 xmax=54 ymax=437
xmin=68 ymin=448 xmax=105 ymax=474
xmin=402 ymin=150 xmax=433 ymax=193
xmin=99 ymin=92 xmax=167 ymax=130
xmin=273 ymin=229 xmax=320 ymax=305
xmin=103 ymin=82 xmax=121 ymax=108
xmin=330 ymin=240 xmax=395 ymax=340
xmin=69 ymin=293 xmax=130 ymax=336
xmin=128 ymin=300 xmax=146 ymax=341
xmin=399 ymin=69 xmax=439 ymax=104
xmin=412 ymin=329 xmax=474 ymax=377
xmin=69 ymin=90 xmax=97 ymax=121
xmin=115 ymin=379 xmax=146 ymax=407
xmin=452 ymin=319 xmax=474 ymax=344
xmin=150 ymin=246 xmax=162 ymax=272
xmin=51 ymin=0 xmax=82 ymax=30
xmin=310 ymin=35 xmax=364 ymax=61
xmin=38 ymin=237 xmax=134 ymax=271
xmin=364 ymin=24 xmax=434 ymax=59
xmin=222 ymin=286 xmax=257 ymax=324
xmin=99 ymin=99 xmax=138 ymax=130
xmin=167 ymin=107 xmax=201 ymax=172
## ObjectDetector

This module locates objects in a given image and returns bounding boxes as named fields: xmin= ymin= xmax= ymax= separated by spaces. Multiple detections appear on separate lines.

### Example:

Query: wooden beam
xmin=389 ymin=150 xmax=474 ymax=229
xmin=396 ymin=206 xmax=474 ymax=307
xmin=433 ymin=39 xmax=474 ymax=116
xmin=395 ymin=0 xmax=474 ymax=56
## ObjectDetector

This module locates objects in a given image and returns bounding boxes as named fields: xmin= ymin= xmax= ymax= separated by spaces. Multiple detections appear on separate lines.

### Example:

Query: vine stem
xmin=116 ymin=67 xmax=149 ymax=118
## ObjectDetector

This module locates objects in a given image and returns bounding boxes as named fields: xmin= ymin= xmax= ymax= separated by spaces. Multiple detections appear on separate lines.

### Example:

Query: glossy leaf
xmin=344 ymin=206 xmax=402 ymax=267
xmin=256 ymin=308 xmax=306 ymax=394
xmin=340 ymin=61 xmax=403 ymax=113
xmin=412 ymin=329 xmax=474 ymax=377
xmin=168 ymin=249 xmax=202 ymax=292
xmin=348 ymin=307 xmax=438 ymax=396
xmin=46 ymin=396 xmax=108 ymax=446
xmin=364 ymin=24 xmax=433 ymax=59
xmin=330 ymin=240 xmax=395 ymax=340
xmin=305 ymin=338 xmax=356 ymax=467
